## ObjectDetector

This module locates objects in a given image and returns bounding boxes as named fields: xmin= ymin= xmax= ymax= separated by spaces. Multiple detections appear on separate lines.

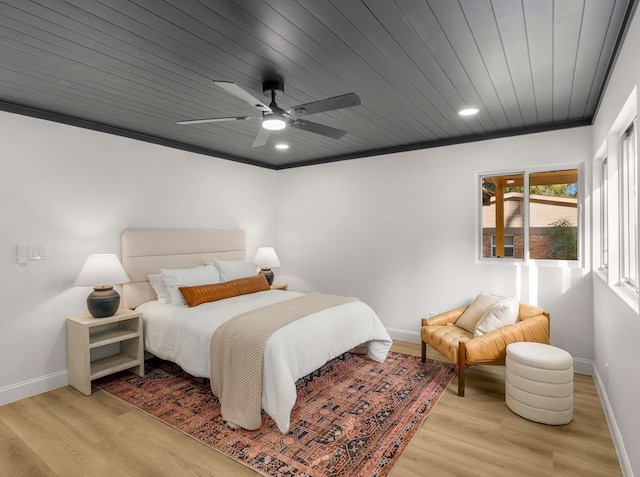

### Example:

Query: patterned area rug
xmin=95 ymin=352 xmax=456 ymax=477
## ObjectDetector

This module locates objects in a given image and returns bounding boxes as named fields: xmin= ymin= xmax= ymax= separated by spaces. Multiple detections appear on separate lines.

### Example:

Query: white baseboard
xmin=0 ymin=370 xmax=68 ymax=406
xmin=572 ymin=357 xmax=593 ymax=375
xmin=592 ymin=366 xmax=633 ymax=477
xmin=386 ymin=327 xmax=420 ymax=344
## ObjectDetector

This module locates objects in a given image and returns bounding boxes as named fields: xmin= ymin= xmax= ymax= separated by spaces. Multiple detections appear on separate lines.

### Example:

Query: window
xmin=491 ymin=234 xmax=514 ymax=257
xmin=620 ymin=121 xmax=638 ymax=292
xmin=601 ymin=157 xmax=608 ymax=269
xmin=480 ymin=168 xmax=580 ymax=262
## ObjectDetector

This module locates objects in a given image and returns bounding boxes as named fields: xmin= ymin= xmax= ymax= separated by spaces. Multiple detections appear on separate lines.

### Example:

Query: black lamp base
xmin=87 ymin=286 xmax=120 ymax=318
xmin=260 ymin=268 xmax=275 ymax=285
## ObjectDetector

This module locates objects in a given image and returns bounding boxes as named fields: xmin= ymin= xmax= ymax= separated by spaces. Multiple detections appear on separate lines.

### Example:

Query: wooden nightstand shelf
xmin=66 ymin=308 xmax=144 ymax=395
xmin=270 ymin=283 xmax=288 ymax=290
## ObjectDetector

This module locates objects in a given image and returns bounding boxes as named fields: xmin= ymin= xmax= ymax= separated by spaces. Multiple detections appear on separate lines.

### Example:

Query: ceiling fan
xmin=177 ymin=80 xmax=361 ymax=147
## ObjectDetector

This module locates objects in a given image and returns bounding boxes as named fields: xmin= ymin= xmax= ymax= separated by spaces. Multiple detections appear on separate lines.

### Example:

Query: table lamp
xmin=74 ymin=254 xmax=130 ymax=318
xmin=254 ymin=247 xmax=281 ymax=285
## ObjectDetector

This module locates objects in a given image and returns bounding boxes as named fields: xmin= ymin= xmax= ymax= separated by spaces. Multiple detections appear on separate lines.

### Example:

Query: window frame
xmin=478 ymin=165 xmax=584 ymax=266
xmin=601 ymin=157 xmax=609 ymax=270
xmin=596 ymin=87 xmax=638 ymax=312
xmin=619 ymin=120 xmax=638 ymax=293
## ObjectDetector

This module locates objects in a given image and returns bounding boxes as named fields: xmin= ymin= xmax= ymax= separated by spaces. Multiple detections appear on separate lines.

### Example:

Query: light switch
xmin=28 ymin=244 xmax=48 ymax=261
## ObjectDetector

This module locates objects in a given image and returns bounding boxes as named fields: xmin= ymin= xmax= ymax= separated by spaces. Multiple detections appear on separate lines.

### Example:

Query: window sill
xmin=594 ymin=268 xmax=608 ymax=283
xmin=477 ymin=258 xmax=585 ymax=268
xmin=596 ymin=270 xmax=640 ymax=313
xmin=612 ymin=282 xmax=640 ymax=313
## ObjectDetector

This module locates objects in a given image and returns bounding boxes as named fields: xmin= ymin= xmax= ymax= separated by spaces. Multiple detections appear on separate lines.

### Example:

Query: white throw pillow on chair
xmin=455 ymin=292 xmax=503 ymax=333
xmin=474 ymin=296 xmax=519 ymax=337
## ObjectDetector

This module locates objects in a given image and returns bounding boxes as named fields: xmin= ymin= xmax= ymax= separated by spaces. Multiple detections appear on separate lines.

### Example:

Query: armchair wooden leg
xmin=421 ymin=340 xmax=426 ymax=363
xmin=458 ymin=365 xmax=465 ymax=397
xmin=458 ymin=341 xmax=466 ymax=397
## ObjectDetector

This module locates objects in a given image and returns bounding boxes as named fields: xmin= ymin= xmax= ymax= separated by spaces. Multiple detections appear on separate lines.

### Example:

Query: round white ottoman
xmin=505 ymin=342 xmax=573 ymax=425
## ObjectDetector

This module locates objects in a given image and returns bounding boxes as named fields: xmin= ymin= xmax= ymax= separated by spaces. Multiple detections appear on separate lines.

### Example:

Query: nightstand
xmin=270 ymin=283 xmax=288 ymax=290
xmin=66 ymin=308 xmax=144 ymax=395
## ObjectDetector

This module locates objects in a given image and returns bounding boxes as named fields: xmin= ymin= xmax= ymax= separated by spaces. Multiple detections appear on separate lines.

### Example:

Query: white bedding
xmin=137 ymin=290 xmax=393 ymax=433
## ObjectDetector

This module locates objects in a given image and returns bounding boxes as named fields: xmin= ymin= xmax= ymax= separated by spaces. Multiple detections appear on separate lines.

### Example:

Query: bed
xmin=122 ymin=228 xmax=393 ymax=433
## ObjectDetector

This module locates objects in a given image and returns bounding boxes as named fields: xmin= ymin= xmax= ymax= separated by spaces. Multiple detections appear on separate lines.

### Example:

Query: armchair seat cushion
xmin=421 ymin=325 xmax=472 ymax=364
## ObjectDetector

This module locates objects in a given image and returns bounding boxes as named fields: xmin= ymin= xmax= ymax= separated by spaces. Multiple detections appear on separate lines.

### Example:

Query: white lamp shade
xmin=74 ymin=254 xmax=130 ymax=287
xmin=254 ymin=247 xmax=281 ymax=269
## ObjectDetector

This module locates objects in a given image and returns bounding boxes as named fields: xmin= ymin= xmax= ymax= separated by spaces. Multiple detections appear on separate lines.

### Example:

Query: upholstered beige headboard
xmin=121 ymin=228 xmax=246 ymax=309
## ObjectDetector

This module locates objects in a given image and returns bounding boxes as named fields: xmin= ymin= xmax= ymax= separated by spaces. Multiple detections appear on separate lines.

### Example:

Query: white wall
xmin=0 ymin=111 xmax=277 ymax=403
xmin=590 ymin=4 xmax=640 ymax=476
xmin=276 ymin=127 xmax=593 ymax=369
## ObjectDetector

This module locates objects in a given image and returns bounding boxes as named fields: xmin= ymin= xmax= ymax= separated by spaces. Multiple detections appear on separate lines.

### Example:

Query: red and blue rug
xmin=95 ymin=352 xmax=456 ymax=477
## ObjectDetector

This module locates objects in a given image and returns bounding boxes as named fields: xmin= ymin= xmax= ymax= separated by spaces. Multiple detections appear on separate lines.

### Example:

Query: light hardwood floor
xmin=0 ymin=342 xmax=621 ymax=477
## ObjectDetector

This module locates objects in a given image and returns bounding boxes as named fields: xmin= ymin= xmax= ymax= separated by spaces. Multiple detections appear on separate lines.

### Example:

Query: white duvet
xmin=137 ymin=290 xmax=393 ymax=433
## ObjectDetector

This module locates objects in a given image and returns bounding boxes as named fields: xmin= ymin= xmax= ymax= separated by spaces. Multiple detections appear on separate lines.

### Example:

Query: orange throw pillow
xmin=234 ymin=274 xmax=269 ymax=295
xmin=179 ymin=274 xmax=270 ymax=307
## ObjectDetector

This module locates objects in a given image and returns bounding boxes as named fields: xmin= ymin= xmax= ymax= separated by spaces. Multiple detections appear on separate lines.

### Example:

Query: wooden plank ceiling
xmin=0 ymin=0 xmax=636 ymax=169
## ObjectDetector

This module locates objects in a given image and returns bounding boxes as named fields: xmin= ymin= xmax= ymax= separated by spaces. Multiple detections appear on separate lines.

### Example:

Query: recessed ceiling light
xmin=275 ymin=143 xmax=289 ymax=150
xmin=458 ymin=107 xmax=479 ymax=116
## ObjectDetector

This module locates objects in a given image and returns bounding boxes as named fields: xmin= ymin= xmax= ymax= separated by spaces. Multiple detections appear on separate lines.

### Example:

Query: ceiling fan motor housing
xmin=263 ymin=80 xmax=284 ymax=95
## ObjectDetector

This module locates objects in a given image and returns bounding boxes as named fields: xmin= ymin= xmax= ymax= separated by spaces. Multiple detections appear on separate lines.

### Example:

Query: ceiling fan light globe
xmin=262 ymin=117 xmax=286 ymax=130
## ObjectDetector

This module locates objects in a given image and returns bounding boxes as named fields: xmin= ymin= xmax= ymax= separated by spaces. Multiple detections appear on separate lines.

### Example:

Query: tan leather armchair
xmin=421 ymin=303 xmax=550 ymax=396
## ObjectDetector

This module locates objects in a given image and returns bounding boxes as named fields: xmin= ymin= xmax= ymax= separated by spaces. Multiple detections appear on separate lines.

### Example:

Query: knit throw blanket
xmin=210 ymin=294 xmax=356 ymax=430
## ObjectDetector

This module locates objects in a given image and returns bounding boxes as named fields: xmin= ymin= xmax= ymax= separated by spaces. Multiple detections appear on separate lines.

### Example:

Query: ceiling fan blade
xmin=251 ymin=127 xmax=270 ymax=148
xmin=289 ymin=119 xmax=347 ymax=139
xmin=288 ymin=93 xmax=361 ymax=116
xmin=214 ymin=81 xmax=271 ymax=112
xmin=176 ymin=116 xmax=256 ymax=125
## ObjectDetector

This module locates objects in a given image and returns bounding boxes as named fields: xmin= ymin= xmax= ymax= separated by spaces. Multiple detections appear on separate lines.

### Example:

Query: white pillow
xmin=161 ymin=265 xmax=221 ymax=306
xmin=474 ymin=297 xmax=520 ymax=337
xmin=210 ymin=259 xmax=257 ymax=282
xmin=455 ymin=292 xmax=503 ymax=333
xmin=147 ymin=273 xmax=171 ymax=304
